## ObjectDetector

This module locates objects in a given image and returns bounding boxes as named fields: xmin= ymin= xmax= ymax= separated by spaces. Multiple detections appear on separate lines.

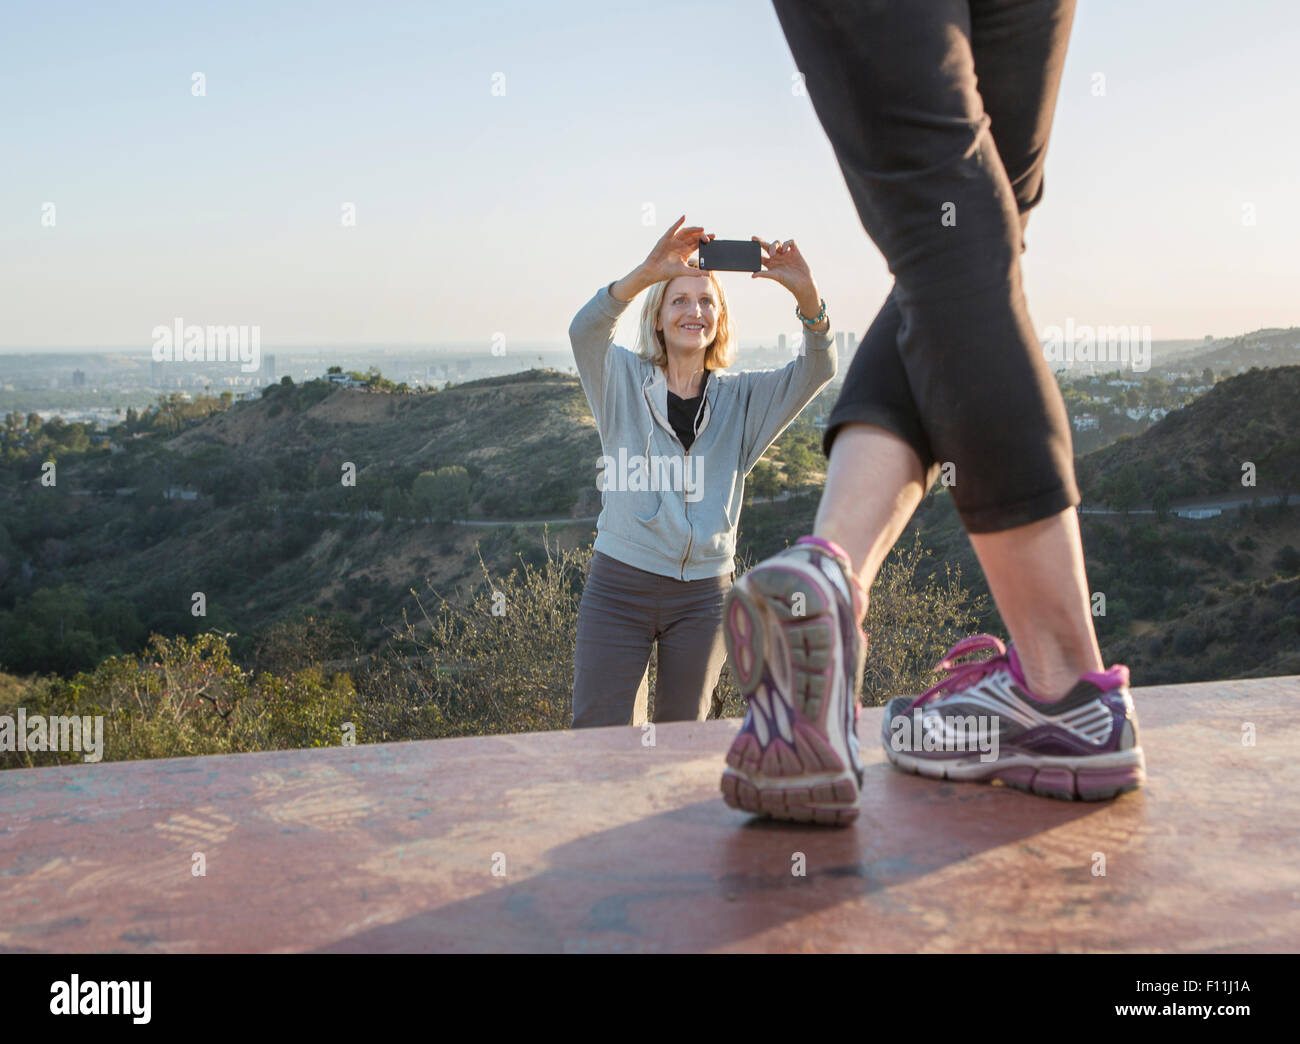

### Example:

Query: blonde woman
xmin=568 ymin=216 xmax=837 ymax=728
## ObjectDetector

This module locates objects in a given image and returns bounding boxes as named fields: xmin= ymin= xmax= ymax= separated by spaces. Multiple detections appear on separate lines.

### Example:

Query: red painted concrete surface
xmin=2 ymin=676 xmax=1297 ymax=953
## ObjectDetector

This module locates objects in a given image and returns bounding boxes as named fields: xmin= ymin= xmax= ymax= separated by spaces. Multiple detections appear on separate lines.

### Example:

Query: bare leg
xmin=813 ymin=424 xmax=1103 ymax=702
xmin=812 ymin=423 xmax=927 ymax=626
xmin=968 ymin=509 xmax=1103 ymax=700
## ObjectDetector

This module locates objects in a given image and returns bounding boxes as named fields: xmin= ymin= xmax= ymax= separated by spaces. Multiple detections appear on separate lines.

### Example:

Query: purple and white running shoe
xmin=721 ymin=536 xmax=867 ymax=826
xmin=881 ymin=634 xmax=1145 ymax=800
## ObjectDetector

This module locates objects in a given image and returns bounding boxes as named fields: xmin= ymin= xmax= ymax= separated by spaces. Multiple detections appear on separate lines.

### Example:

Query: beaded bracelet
xmin=796 ymin=297 xmax=827 ymax=327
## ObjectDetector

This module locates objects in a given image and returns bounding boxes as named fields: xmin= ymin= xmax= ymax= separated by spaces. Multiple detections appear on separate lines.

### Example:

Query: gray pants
xmin=571 ymin=551 xmax=734 ymax=728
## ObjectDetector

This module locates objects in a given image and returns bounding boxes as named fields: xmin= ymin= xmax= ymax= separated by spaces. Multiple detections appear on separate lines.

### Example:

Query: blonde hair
xmin=633 ymin=261 xmax=738 ymax=371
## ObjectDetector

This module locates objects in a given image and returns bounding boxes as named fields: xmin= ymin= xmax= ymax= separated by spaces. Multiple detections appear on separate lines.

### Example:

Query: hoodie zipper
xmin=679 ymin=444 xmax=694 ymax=581
xmin=656 ymin=413 xmax=694 ymax=581
xmin=677 ymin=377 xmax=709 ymax=580
xmin=645 ymin=370 xmax=707 ymax=581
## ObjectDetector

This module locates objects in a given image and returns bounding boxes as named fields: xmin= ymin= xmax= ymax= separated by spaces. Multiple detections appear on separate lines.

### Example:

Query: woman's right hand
xmin=641 ymin=215 xmax=714 ymax=282
xmin=611 ymin=216 xmax=714 ymax=302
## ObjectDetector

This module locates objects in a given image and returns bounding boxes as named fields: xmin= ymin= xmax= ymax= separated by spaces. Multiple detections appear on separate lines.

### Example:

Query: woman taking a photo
xmin=568 ymin=215 xmax=837 ymax=728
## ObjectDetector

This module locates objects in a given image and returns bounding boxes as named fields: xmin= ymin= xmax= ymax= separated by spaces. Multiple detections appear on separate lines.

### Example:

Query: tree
xmin=250 ymin=607 xmax=363 ymax=677
xmin=412 ymin=471 xmax=438 ymax=521
xmin=746 ymin=460 xmax=781 ymax=503
xmin=413 ymin=466 xmax=472 ymax=522
xmin=1275 ymin=545 xmax=1300 ymax=576
xmin=1152 ymin=486 xmax=1171 ymax=519
xmin=1109 ymin=464 xmax=1142 ymax=514
xmin=382 ymin=486 xmax=411 ymax=522
xmin=0 ymin=583 xmax=105 ymax=675
xmin=434 ymin=466 xmax=472 ymax=521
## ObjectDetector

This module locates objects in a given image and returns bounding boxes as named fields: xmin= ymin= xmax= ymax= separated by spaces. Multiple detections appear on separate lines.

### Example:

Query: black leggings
xmin=772 ymin=0 xmax=1080 ymax=533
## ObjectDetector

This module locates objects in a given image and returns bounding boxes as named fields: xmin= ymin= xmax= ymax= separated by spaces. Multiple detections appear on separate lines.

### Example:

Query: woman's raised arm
xmin=569 ymin=216 xmax=714 ymax=429
xmin=736 ymin=236 xmax=837 ymax=473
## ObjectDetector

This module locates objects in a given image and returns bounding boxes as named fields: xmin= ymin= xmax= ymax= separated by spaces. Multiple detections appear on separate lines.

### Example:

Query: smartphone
xmin=698 ymin=238 xmax=761 ymax=273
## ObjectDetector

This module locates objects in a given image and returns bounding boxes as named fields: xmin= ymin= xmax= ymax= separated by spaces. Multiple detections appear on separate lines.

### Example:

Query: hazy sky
xmin=3 ymin=0 xmax=1297 ymax=351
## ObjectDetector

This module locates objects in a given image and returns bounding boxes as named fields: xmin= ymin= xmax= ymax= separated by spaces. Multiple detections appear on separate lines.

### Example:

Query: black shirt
xmin=666 ymin=371 xmax=709 ymax=452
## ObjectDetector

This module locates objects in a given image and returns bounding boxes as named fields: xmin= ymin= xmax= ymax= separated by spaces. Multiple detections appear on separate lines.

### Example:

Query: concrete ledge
xmin=2 ymin=676 xmax=1297 ymax=953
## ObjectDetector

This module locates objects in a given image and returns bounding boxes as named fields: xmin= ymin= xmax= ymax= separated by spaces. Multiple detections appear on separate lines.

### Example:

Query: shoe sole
xmin=883 ymin=743 xmax=1146 ymax=801
xmin=721 ymin=563 xmax=863 ymax=826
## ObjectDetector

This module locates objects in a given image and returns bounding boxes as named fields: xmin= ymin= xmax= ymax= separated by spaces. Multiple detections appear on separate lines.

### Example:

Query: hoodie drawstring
xmin=642 ymin=372 xmax=653 ymax=461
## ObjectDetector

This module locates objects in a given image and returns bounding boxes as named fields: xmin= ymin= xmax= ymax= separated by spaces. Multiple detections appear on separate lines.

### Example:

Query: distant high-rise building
xmin=72 ymin=369 xmax=86 ymax=387
xmin=778 ymin=333 xmax=787 ymax=355
xmin=260 ymin=353 xmax=276 ymax=384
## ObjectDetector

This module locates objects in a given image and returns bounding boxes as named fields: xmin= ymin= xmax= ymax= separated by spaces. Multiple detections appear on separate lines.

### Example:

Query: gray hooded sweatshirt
xmin=569 ymin=281 xmax=837 ymax=581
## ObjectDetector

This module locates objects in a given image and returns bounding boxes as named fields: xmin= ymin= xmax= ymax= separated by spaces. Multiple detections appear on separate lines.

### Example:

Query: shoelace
xmin=908 ymin=633 xmax=1010 ymax=712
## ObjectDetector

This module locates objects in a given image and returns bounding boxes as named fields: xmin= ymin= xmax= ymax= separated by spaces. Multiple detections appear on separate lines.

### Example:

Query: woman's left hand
xmin=751 ymin=236 xmax=815 ymax=299
xmin=751 ymin=236 xmax=825 ymax=330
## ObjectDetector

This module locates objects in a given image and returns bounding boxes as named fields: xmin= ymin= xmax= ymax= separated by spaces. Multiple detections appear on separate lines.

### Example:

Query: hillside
xmin=1 ymin=365 xmax=1295 ymax=689
xmin=160 ymin=370 xmax=603 ymax=518
xmin=1152 ymin=327 xmax=1300 ymax=376
xmin=1074 ymin=365 xmax=1300 ymax=501
xmin=0 ymin=367 xmax=830 ymax=679
xmin=0 ymin=374 xmax=605 ymax=675
xmin=886 ymin=367 xmax=1300 ymax=684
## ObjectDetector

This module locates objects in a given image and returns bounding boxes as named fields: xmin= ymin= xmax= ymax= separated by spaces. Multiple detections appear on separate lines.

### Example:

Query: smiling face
xmin=656 ymin=275 xmax=718 ymax=358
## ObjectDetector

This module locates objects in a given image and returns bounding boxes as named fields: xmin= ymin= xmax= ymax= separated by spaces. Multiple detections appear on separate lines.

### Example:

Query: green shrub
xmin=1274 ymin=545 xmax=1300 ymax=575
xmin=859 ymin=531 xmax=988 ymax=706
xmin=1172 ymin=626 xmax=1201 ymax=657
xmin=2 ymin=529 xmax=991 ymax=764
xmin=0 ymin=631 xmax=362 ymax=769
